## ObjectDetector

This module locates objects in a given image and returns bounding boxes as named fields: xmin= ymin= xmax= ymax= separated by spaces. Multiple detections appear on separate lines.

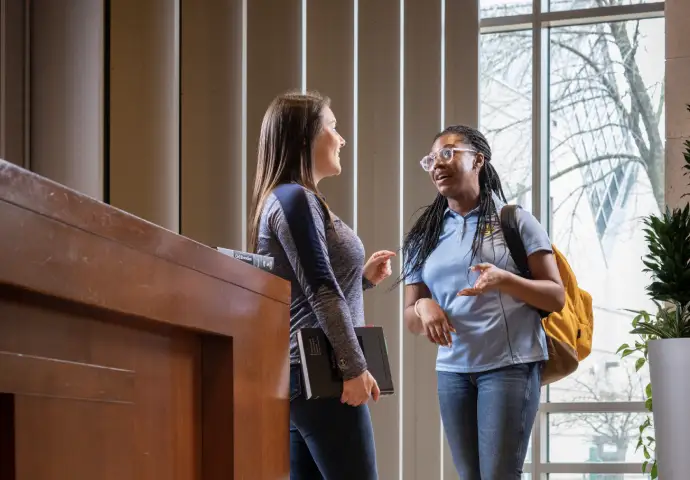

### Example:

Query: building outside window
xmin=479 ymin=0 xmax=665 ymax=477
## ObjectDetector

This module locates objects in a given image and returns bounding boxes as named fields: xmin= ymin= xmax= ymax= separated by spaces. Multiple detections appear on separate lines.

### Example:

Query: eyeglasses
xmin=420 ymin=146 xmax=476 ymax=172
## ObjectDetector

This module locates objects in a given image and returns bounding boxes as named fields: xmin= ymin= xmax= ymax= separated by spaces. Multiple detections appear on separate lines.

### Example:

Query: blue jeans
xmin=437 ymin=362 xmax=541 ymax=480
xmin=289 ymin=365 xmax=378 ymax=479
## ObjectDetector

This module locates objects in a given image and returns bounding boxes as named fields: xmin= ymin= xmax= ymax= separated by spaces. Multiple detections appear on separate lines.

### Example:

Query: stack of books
xmin=216 ymin=247 xmax=274 ymax=272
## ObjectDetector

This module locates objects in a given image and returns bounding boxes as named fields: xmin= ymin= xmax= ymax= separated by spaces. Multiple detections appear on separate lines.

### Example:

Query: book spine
xmin=217 ymin=248 xmax=274 ymax=272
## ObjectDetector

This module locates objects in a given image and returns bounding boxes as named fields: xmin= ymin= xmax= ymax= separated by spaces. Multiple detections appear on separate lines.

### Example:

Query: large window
xmin=480 ymin=1 xmax=664 ymax=478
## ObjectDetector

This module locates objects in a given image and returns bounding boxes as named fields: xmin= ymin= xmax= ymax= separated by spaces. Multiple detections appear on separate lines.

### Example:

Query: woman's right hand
xmin=341 ymin=370 xmax=380 ymax=407
xmin=417 ymin=298 xmax=456 ymax=346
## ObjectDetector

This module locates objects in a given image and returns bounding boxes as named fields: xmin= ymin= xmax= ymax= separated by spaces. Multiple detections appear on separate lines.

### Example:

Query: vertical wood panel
xmin=109 ymin=0 xmax=180 ymax=231
xmin=357 ymin=0 xmax=402 ymax=478
xmin=180 ymin=0 xmax=244 ymax=249
xmin=0 ymin=0 xmax=26 ymax=167
xmin=1 ymin=1 xmax=488 ymax=478
xmin=306 ymin=0 xmax=354 ymax=225
xmin=665 ymin=0 xmax=690 ymax=210
xmin=441 ymin=5 xmax=481 ymax=477
xmin=444 ymin=0 xmax=479 ymax=129
xmin=0 ymin=393 xmax=14 ymax=479
xmin=0 ymin=299 xmax=201 ymax=480
xmin=201 ymin=336 xmax=234 ymax=479
xmin=245 ymin=0 xmax=302 ymax=242
xmin=15 ymin=396 xmax=135 ymax=480
xmin=402 ymin=0 xmax=444 ymax=478
xmin=30 ymin=0 xmax=104 ymax=200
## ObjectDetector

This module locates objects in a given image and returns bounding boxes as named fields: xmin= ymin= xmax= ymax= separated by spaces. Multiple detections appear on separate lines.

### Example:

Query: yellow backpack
xmin=500 ymin=205 xmax=594 ymax=386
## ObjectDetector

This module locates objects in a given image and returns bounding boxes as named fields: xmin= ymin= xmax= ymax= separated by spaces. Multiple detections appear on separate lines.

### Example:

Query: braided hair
xmin=398 ymin=125 xmax=508 ymax=284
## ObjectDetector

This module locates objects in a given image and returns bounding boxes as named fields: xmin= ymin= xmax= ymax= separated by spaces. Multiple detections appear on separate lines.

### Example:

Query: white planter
xmin=648 ymin=338 xmax=690 ymax=479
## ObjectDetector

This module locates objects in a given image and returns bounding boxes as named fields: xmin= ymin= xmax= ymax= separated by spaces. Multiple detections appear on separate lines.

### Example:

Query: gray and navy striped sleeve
xmin=268 ymin=184 xmax=368 ymax=380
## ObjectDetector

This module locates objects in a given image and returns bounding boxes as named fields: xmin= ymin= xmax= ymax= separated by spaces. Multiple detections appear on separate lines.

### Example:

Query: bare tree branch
xmin=507 ymin=154 xmax=644 ymax=202
xmin=608 ymin=20 xmax=665 ymax=209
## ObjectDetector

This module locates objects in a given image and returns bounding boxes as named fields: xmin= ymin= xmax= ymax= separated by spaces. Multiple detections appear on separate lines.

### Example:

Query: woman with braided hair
xmin=400 ymin=125 xmax=565 ymax=479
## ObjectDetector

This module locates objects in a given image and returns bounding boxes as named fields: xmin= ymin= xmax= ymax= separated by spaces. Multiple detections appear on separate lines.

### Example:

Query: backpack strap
xmin=499 ymin=204 xmax=531 ymax=279
xmin=500 ymin=204 xmax=551 ymax=318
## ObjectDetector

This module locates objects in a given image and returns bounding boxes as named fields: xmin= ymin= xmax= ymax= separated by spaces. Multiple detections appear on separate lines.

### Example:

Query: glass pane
xmin=547 ymin=18 xmax=665 ymax=402
xmin=525 ymin=431 xmax=533 ymax=462
xmin=549 ymin=412 xmax=654 ymax=463
xmin=549 ymin=475 xmax=651 ymax=479
xmin=479 ymin=31 xmax=533 ymax=212
xmin=481 ymin=0 xmax=532 ymax=19
xmin=550 ymin=0 xmax=662 ymax=13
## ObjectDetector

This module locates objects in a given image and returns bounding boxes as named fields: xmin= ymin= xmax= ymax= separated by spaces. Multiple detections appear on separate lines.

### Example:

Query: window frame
xmin=479 ymin=1 xmax=665 ymax=478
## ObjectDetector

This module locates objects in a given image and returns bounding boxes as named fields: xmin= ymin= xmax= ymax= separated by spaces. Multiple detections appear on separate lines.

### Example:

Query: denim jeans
xmin=289 ymin=365 xmax=378 ymax=480
xmin=437 ymin=362 xmax=541 ymax=480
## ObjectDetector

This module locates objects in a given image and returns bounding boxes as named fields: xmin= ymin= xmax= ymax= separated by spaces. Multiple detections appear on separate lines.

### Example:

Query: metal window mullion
xmin=538 ymin=0 xmax=552 ymax=472
xmin=541 ymin=2 xmax=664 ymax=27
xmin=479 ymin=2 xmax=664 ymax=32
xmin=484 ymin=0 xmax=662 ymax=476
xmin=542 ymin=463 xmax=647 ymax=474
xmin=530 ymin=407 xmax=547 ymax=479
xmin=542 ymin=400 xmax=648 ymax=414
xmin=531 ymin=8 xmax=549 ymax=230
xmin=531 ymin=0 xmax=548 ymax=475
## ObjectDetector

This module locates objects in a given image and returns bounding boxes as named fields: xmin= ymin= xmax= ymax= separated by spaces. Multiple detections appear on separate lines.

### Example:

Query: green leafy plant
xmin=617 ymin=104 xmax=690 ymax=479
xmin=616 ymin=314 xmax=655 ymax=477
xmin=685 ymin=133 xmax=690 ymax=197
xmin=619 ymin=303 xmax=690 ymax=478
xmin=641 ymin=205 xmax=690 ymax=306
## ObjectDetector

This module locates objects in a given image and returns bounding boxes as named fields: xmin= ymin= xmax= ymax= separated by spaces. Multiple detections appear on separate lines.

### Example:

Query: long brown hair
xmin=249 ymin=91 xmax=331 ymax=251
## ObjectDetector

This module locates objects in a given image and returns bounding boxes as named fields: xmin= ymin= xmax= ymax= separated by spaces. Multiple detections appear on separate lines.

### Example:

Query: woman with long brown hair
xmin=249 ymin=91 xmax=394 ymax=479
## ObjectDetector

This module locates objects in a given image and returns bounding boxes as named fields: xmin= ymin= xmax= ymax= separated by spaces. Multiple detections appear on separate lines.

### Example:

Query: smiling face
xmin=427 ymin=133 xmax=485 ymax=199
xmin=312 ymin=106 xmax=346 ymax=184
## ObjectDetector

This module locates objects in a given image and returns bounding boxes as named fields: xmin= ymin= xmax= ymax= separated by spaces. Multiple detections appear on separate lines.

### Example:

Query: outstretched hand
xmin=363 ymin=250 xmax=396 ymax=285
xmin=457 ymin=263 xmax=507 ymax=297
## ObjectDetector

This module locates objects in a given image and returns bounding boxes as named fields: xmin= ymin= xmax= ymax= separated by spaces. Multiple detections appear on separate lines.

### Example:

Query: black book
xmin=296 ymin=326 xmax=395 ymax=400
xmin=216 ymin=247 xmax=274 ymax=272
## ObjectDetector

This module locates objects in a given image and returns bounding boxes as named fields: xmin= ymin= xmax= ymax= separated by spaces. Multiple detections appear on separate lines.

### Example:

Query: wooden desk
xmin=0 ymin=160 xmax=290 ymax=479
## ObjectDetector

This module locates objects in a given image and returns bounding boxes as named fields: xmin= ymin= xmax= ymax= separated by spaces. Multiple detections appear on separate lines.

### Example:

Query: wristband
xmin=413 ymin=298 xmax=424 ymax=318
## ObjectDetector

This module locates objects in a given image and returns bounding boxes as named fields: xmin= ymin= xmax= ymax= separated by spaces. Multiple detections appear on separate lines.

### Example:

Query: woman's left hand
xmin=363 ymin=250 xmax=396 ymax=285
xmin=457 ymin=263 xmax=508 ymax=297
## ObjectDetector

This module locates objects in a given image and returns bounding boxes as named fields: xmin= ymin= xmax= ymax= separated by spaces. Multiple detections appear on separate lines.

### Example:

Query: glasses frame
xmin=419 ymin=146 xmax=477 ymax=172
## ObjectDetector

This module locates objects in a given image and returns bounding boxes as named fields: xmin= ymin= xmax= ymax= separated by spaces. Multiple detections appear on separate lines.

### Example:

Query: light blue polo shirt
xmin=406 ymin=194 xmax=551 ymax=373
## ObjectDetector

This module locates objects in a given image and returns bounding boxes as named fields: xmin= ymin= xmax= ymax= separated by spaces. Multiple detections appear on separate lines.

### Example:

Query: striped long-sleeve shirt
xmin=256 ymin=183 xmax=373 ymax=380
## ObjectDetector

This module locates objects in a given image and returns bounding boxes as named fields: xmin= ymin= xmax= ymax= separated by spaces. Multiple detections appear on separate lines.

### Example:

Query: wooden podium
xmin=0 ymin=160 xmax=291 ymax=479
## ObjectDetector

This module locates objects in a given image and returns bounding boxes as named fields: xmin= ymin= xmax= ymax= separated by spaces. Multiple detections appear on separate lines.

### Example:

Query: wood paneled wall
xmin=0 ymin=0 xmax=481 ymax=478
xmin=666 ymin=0 xmax=690 ymax=209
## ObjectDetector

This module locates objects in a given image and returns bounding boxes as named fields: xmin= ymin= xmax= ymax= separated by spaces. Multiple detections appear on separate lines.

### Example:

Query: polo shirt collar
xmin=443 ymin=192 xmax=505 ymax=219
